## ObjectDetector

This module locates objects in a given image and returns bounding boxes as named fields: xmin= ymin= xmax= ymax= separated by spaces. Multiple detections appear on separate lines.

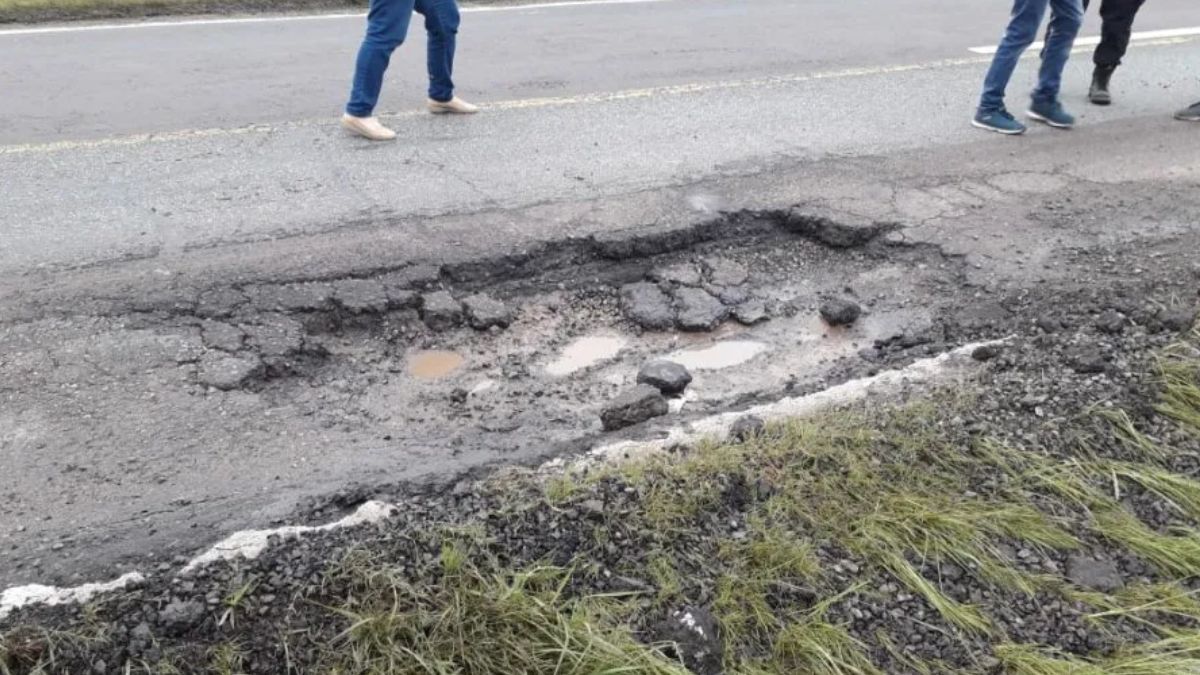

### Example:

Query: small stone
xmin=1036 ymin=315 xmax=1063 ymax=333
xmin=621 ymin=282 xmax=675 ymax=331
xmin=1095 ymin=310 xmax=1126 ymax=335
xmin=701 ymin=257 xmax=749 ymax=287
xmin=820 ymin=298 xmax=862 ymax=326
xmin=463 ymin=293 xmax=515 ymax=330
xmin=637 ymin=360 xmax=692 ymax=395
xmin=333 ymin=279 xmax=389 ymax=314
xmin=658 ymin=606 xmax=723 ymax=675
xmin=1065 ymin=554 xmax=1124 ymax=593
xmin=200 ymin=321 xmax=245 ymax=352
xmin=580 ymin=499 xmax=605 ymax=518
xmin=972 ymin=344 xmax=1002 ymax=362
xmin=158 ymin=600 xmax=205 ymax=635
xmin=729 ymin=415 xmax=766 ymax=442
xmin=1159 ymin=307 xmax=1197 ymax=333
xmin=420 ymin=291 xmax=464 ymax=331
xmin=673 ymin=287 xmax=729 ymax=332
xmin=131 ymin=622 xmax=152 ymax=640
xmin=600 ymin=385 xmax=669 ymax=431
xmin=197 ymin=353 xmax=263 ymax=390
xmin=1070 ymin=349 xmax=1108 ymax=375
xmin=733 ymin=301 xmax=769 ymax=326
xmin=648 ymin=263 xmax=703 ymax=287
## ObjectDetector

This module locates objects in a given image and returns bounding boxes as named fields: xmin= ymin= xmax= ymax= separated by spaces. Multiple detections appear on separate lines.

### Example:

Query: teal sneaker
xmin=1175 ymin=101 xmax=1200 ymax=122
xmin=972 ymin=108 xmax=1027 ymax=135
xmin=1027 ymin=100 xmax=1076 ymax=129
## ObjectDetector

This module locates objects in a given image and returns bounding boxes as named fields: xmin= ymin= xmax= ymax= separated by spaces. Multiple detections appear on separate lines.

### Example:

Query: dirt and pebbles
xmin=2 ymin=205 xmax=1199 ymax=672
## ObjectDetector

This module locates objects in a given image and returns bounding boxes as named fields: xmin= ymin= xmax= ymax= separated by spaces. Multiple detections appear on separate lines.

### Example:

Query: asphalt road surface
xmin=2 ymin=0 xmax=1200 ymax=589
xmin=1 ymin=0 xmax=1197 ymax=277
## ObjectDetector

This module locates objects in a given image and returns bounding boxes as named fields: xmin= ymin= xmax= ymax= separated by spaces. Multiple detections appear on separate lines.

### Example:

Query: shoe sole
xmin=971 ymin=119 xmax=1026 ymax=135
xmin=428 ymin=106 xmax=479 ymax=115
xmin=1026 ymin=110 xmax=1074 ymax=129
xmin=1176 ymin=114 xmax=1200 ymax=122
xmin=1089 ymin=97 xmax=1112 ymax=106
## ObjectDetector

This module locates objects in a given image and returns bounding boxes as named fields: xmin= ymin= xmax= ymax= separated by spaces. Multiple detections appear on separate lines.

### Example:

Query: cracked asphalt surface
xmin=2 ymin=0 xmax=1199 ymax=589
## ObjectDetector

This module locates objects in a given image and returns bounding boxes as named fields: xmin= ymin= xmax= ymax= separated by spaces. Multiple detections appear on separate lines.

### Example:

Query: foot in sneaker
xmin=1175 ymin=101 xmax=1200 ymax=122
xmin=427 ymin=97 xmax=479 ymax=114
xmin=972 ymin=108 xmax=1027 ymax=135
xmin=341 ymin=114 xmax=397 ymax=141
xmin=1027 ymin=100 xmax=1075 ymax=129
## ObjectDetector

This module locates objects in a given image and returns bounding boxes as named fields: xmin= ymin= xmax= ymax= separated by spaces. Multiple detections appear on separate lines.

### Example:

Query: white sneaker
xmin=427 ymin=97 xmax=479 ymax=115
xmin=340 ymin=114 xmax=397 ymax=141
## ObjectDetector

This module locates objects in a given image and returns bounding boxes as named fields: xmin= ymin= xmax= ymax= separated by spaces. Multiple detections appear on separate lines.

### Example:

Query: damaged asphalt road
xmin=2 ymin=0 xmax=1200 ymax=594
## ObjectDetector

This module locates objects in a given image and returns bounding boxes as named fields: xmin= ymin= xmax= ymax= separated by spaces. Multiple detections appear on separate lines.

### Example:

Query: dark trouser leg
xmin=1094 ymin=0 xmax=1146 ymax=67
xmin=415 ymin=0 xmax=460 ymax=103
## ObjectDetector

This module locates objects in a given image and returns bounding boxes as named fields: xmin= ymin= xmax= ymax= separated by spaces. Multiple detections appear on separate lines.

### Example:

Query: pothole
xmin=407 ymin=350 xmax=466 ymax=380
xmin=666 ymin=340 xmax=768 ymax=371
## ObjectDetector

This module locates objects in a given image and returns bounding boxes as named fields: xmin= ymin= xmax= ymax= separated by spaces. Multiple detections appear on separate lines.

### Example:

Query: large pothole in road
xmin=7 ymin=206 xmax=1194 ymax=589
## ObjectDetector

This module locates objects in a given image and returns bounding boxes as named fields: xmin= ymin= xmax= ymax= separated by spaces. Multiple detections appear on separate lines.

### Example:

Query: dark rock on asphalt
xmin=420 ymin=291 xmax=465 ymax=331
xmin=701 ymin=257 xmax=749 ymax=287
xmin=972 ymin=344 xmax=1003 ymax=362
xmin=708 ymin=285 xmax=751 ymax=306
xmin=820 ymin=298 xmax=863 ymax=326
xmin=601 ymin=385 xmax=669 ymax=431
xmin=197 ymin=353 xmax=263 ymax=390
xmin=659 ymin=606 xmax=723 ymax=675
xmin=621 ymin=282 xmax=675 ymax=331
xmin=1065 ymin=554 xmax=1124 ymax=593
xmin=200 ymin=320 xmax=245 ymax=352
xmin=674 ymin=287 xmax=729 ymax=332
xmin=648 ymin=263 xmax=703 ymax=287
xmin=637 ymin=360 xmax=692 ymax=396
xmin=463 ymin=293 xmax=515 ymax=330
xmin=733 ymin=300 xmax=769 ymax=325
xmin=729 ymin=414 xmax=766 ymax=442
xmin=1036 ymin=315 xmax=1064 ymax=333
xmin=157 ymin=600 xmax=204 ymax=636
xmin=333 ymin=279 xmax=389 ymax=314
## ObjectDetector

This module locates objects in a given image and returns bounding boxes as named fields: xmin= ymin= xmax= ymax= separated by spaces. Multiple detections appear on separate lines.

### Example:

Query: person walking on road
xmin=974 ymin=0 xmax=1084 ymax=135
xmin=1073 ymin=0 xmax=1147 ymax=105
xmin=342 ymin=0 xmax=478 ymax=141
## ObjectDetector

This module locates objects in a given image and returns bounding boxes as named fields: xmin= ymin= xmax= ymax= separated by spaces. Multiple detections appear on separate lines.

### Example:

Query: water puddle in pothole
xmin=546 ymin=336 xmax=628 ymax=376
xmin=407 ymin=350 xmax=465 ymax=380
xmin=667 ymin=340 xmax=768 ymax=371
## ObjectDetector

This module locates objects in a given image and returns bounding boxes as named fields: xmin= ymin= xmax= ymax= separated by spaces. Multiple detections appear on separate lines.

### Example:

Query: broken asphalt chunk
xmin=600 ymin=385 xmax=668 ymax=431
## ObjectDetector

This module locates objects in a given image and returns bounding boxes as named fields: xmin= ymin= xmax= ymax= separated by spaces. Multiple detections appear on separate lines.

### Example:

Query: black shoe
xmin=1089 ymin=65 xmax=1116 ymax=106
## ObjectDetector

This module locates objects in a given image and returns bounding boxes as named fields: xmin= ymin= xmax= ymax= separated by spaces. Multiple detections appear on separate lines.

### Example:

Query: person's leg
xmin=1094 ymin=0 xmax=1145 ymax=67
xmin=415 ymin=0 xmax=460 ymax=103
xmin=979 ymin=0 xmax=1049 ymax=114
xmin=1031 ymin=0 xmax=1083 ymax=106
xmin=346 ymin=0 xmax=416 ymax=118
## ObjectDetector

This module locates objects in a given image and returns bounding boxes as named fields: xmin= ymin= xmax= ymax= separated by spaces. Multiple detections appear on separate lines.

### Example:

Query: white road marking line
xmin=969 ymin=25 xmax=1200 ymax=54
xmin=0 ymin=0 xmax=670 ymax=37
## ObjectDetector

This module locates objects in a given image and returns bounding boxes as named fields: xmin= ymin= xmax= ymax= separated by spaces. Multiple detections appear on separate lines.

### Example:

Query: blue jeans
xmin=346 ymin=0 xmax=460 ymax=117
xmin=979 ymin=0 xmax=1083 ymax=113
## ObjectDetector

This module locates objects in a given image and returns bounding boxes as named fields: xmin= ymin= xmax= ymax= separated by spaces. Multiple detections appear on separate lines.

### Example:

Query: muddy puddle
xmin=546 ymin=336 xmax=627 ymax=376
xmin=407 ymin=350 xmax=465 ymax=380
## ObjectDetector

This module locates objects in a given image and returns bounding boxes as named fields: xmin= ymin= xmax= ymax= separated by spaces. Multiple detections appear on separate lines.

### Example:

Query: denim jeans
xmin=979 ymin=0 xmax=1084 ymax=113
xmin=346 ymin=0 xmax=460 ymax=117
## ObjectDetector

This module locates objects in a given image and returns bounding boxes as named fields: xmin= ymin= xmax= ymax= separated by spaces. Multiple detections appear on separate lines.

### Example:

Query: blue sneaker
xmin=972 ymin=108 xmax=1027 ymax=135
xmin=1027 ymin=100 xmax=1076 ymax=129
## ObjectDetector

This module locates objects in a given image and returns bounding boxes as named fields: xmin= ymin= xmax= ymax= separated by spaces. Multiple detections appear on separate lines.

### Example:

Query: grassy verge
xmin=4 ymin=326 xmax=1200 ymax=673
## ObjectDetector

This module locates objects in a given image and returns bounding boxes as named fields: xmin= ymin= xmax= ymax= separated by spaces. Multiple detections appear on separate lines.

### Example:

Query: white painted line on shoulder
xmin=0 ymin=0 xmax=670 ymax=37
xmin=969 ymin=25 xmax=1200 ymax=54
